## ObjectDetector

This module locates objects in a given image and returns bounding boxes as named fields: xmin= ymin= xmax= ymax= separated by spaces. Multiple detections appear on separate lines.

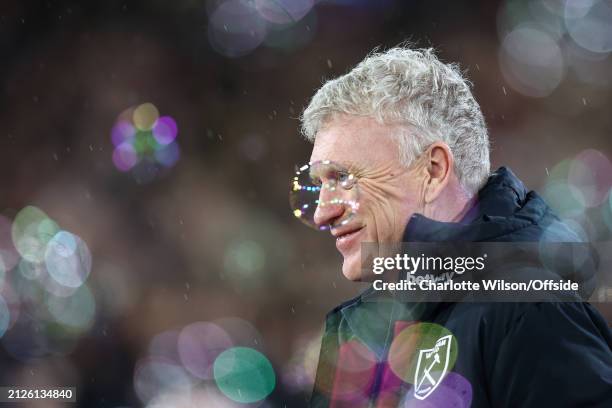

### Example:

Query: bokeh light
xmin=282 ymin=331 xmax=321 ymax=393
xmin=11 ymin=206 xmax=60 ymax=263
xmin=111 ymin=120 xmax=136 ymax=147
xmin=133 ymin=102 xmax=160 ymax=131
xmin=208 ymin=0 xmax=268 ymax=58
xmin=0 ymin=215 xmax=19 ymax=274
xmin=604 ymin=191 xmax=612 ymax=233
xmin=568 ymin=149 xmax=612 ymax=208
xmin=44 ymin=230 xmax=92 ymax=288
xmin=154 ymin=142 xmax=181 ymax=168
xmin=0 ymin=295 xmax=10 ymax=338
xmin=327 ymin=338 xmax=377 ymax=401
xmin=402 ymin=372 xmax=472 ymax=408
xmin=152 ymin=116 xmax=178 ymax=145
xmin=1 ymin=205 xmax=95 ymax=362
xmin=498 ymin=0 xmax=612 ymax=95
xmin=499 ymin=25 xmax=565 ymax=97
xmin=134 ymin=356 xmax=194 ymax=404
xmin=206 ymin=0 xmax=319 ymax=57
xmin=224 ymin=239 xmax=266 ymax=280
xmin=213 ymin=317 xmax=264 ymax=349
xmin=0 ymin=281 xmax=21 ymax=333
xmin=255 ymin=0 xmax=314 ymax=25
xmin=113 ymin=142 xmax=139 ymax=172
xmin=111 ymin=103 xmax=181 ymax=177
xmin=263 ymin=10 xmax=317 ymax=52
xmin=542 ymin=159 xmax=587 ymax=216
xmin=565 ymin=0 xmax=612 ymax=54
xmin=290 ymin=161 xmax=360 ymax=231
xmin=213 ymin=347 xmax=276 ymax=403
xmin=46 ymin=285 xmax=96 ymax=333
xmin=146 ymin=386 xmax=243 ymax=408
xmin=178 ymin=321 xmax=234 ymax=379
xmin=18 ymin=258 xmax=45 ymax=281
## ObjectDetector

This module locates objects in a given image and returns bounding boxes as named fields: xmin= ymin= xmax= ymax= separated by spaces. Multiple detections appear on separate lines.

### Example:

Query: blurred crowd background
xmin=0 ymin=0 xmax=611 ymax=406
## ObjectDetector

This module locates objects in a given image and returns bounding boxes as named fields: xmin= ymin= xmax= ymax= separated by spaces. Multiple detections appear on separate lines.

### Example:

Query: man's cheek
xmin=359 ymin=180 xmax=390 ymax=204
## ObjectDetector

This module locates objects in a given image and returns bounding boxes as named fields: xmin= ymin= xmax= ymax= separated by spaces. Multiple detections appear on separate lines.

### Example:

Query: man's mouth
xmin=333 ymin=226 xmax=365 ymax=252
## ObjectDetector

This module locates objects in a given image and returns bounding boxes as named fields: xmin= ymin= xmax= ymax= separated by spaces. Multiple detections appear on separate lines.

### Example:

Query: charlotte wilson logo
xmin=413 ymin=335 xmax=452 ymax=400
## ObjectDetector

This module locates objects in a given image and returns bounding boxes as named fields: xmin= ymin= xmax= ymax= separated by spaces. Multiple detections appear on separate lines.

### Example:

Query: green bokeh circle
xmin=213 ymin=347 xmax=275 ymax=403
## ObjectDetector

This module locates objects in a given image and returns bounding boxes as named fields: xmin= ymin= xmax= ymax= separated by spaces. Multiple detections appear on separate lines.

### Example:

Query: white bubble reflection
xmin=568 ymin=149 xmax=612 ymax=208
xmin=45 ymin=231 xmax=92 ymax=289
xmin=12 ymin=206 xmax=60 ymax=264
xmin=281 ymin=331 xmax=321 ymax=393
xmin=213 ymin=317 xmax=264 ymax=348
xmin=208 ymin=0 xmax=268 ymax=57
xmin=565 ymin=41 xmax=612 ymax=87
xmin=499 ymin=25 xmax=565 ymax=97
xmin=255 ymin=0 xmax=314 ymax=25
xmin=178 ymin=321 xmax=234 ymax=379
xmin=134 ymin=357 xmax=195 ymax=404
xmin=565 ymin=0 xmax=612 ymax=53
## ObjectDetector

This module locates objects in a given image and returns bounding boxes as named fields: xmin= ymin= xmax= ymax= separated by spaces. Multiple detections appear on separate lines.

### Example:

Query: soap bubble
xmin=289 ymin=161 xmax=360 ymax=231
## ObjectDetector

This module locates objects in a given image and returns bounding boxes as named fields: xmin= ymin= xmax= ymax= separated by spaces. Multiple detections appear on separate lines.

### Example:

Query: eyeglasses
xmin=289 ymin=160 xmax=360 ymax=231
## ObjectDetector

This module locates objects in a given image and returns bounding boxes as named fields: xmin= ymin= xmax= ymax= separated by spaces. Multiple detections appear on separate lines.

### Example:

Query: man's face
xmin=309 ymin=114 xmax=425 ymax=280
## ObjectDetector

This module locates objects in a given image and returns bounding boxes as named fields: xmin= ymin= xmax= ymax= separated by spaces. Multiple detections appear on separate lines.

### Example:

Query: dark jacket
xmin=309 ymin=167 xmax=612 ymax=407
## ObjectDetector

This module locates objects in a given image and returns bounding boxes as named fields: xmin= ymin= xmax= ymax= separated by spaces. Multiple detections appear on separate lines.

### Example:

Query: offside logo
xmin=413 ymin=334 xmax=452 ymax=400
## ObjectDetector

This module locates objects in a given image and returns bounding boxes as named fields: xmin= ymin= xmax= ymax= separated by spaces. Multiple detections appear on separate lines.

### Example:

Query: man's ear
xmin=424 ymin=142 xmax=454 ymax=203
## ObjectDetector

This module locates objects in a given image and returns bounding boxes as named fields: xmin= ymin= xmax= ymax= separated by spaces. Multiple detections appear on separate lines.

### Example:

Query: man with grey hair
xmin=298 ymin=47 xmax=612 ymax=407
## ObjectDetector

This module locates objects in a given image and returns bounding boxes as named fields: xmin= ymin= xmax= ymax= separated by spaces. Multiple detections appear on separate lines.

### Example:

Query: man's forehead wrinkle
xmin=309 ymin=128 xmax=351 ymax=164
xmin=309 ymin=160 xmax=354 ymax=179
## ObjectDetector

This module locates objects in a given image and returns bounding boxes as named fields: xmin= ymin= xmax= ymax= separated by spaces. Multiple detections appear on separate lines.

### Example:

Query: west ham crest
xmin=413 ymin=334 xmax=453 ymax=400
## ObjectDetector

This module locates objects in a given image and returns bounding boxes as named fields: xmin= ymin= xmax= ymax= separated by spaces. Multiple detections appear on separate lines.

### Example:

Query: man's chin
xmin=341 ymin=254 xmax=363 ymax=281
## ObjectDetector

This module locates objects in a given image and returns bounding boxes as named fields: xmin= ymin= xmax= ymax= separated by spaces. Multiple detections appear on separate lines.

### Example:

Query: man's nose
xmin=313 ymin=186 xmax=346 ymax=229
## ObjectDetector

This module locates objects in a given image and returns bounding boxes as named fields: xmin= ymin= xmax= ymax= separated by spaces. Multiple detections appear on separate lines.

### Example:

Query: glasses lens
xmin=289 ymin=160 xmax=359 ymax=231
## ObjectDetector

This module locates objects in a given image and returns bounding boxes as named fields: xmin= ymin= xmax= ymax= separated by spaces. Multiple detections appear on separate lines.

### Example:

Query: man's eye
xmin=337 ymin=172 xmax=355 ymax=187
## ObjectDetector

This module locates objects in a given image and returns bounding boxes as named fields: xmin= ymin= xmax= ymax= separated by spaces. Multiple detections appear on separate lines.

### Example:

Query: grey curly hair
xmin=301 ymin=46 xmax=490 ymax=195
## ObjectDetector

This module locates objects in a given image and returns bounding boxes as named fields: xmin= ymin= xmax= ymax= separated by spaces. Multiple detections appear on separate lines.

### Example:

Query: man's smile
xmin=332 ymin=225 xmax=365 ymax=252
